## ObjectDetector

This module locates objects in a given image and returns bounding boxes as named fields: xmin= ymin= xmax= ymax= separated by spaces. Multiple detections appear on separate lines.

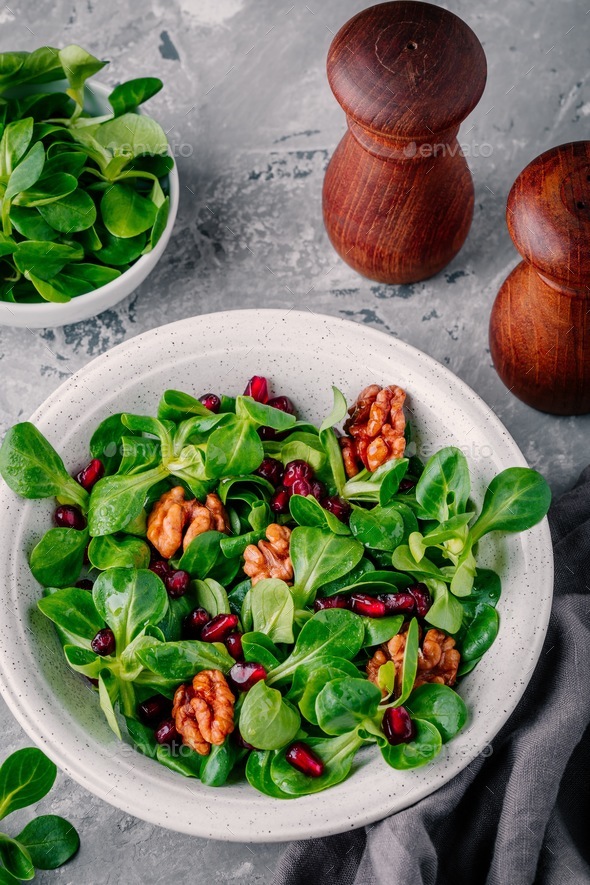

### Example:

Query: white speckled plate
xmin=0 ymin=309 xmax=553 ymax=841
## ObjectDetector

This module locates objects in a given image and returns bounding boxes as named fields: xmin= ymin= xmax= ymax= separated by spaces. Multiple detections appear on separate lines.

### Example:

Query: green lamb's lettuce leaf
xmin=0 ymin=748 xmax=56 ymax=820
xmin=290 ymin=527 xmax=364 ymax=607
xmin=0 ymin=422 xmax=88 ymax=508
xmin=16 ymin=814 xmax=80 ymax=870
xmin=92 ymin=568 xmax=168 ymax=649
xmin=239 ymin=681 xmax=300 ymax=750
xmin=269 ymin=731 xmax=363 ymax=796
xmin=0 ymin=833 xmax=34 ymax=880
xmin=108 ymin=77 xmax=163 ymax=116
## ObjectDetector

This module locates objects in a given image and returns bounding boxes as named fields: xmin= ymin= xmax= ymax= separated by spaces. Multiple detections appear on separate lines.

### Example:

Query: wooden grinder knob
xmin=322 ymin=1 xmax=487 ymax=284
xmin=490 ymin=141 xmax=590 ymax=415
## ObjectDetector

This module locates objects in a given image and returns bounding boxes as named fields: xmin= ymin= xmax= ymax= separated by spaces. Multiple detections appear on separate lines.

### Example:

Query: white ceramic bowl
xmin=0 ymin=82 xmax=179 ymax=329
xmin=0 ymin=310 xmax=553 ymax=841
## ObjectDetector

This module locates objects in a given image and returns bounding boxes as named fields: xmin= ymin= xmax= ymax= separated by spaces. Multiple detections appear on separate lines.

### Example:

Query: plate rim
xmin=0 ymin=308 xmax=554 ymax=841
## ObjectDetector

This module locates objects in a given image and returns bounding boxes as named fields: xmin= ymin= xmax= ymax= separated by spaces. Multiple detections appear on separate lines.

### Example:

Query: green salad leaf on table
xmin=0 ymin=375 xmax=551 ymax=797
xmin=0 ymin=747 xmax=79 ymax=880
xmin=0 ymin=44 xmax=173 ymax=304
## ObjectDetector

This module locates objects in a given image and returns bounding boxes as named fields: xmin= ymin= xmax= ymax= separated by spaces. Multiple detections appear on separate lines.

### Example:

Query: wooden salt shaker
xmin=490 ymin=142 xmax=590 ymax=415
xmin=322 ymin=1 xmax=487 ymax=284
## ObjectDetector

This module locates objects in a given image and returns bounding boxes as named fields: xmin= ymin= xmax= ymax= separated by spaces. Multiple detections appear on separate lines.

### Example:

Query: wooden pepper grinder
xmin=490 ymin=142 xmax=590 ymax=415
xmin=322 ymin=1 xmax=487 ymax=284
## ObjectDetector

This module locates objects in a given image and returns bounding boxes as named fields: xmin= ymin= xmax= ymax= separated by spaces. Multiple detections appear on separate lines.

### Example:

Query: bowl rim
xmin=0 ymin=309 xmax=554 ymax=841
xmin=0 ymin=80 xmax=179 ymax=319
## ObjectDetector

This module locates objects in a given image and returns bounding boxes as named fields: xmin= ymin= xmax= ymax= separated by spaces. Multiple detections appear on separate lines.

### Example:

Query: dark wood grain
xmin=490 ymin=142 xmax=590 ymax=415
xmin=323 ymin=129 xmax=474 ymax=284
xmin=323 ymin=1 xmax=486 ymax=284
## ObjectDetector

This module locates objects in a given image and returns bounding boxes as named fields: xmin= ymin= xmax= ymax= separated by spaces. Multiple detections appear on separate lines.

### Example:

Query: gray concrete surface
xmin=1 ymin=0 xmax=589 ymax=881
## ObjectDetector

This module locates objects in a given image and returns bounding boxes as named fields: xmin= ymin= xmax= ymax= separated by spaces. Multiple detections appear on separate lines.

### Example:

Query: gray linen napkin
xmin=273 ymin=467 xmax=590 ymax=885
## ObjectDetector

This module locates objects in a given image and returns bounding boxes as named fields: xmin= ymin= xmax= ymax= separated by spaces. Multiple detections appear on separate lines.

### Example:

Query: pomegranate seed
xmin=285 ymin=741 xmax=324 ymax=778
xmin=244 ymin=376 xmax=269 ymax=403
xmin=398 ymin=477 xmax=417 ymax=493
xmin=291 ymin=477 xmax=312 ymax=497
xmin=165 ymin=569 xmax=190 ymax=599
xmin=255 ymin=457 xmax=284 ymax=487
xmin=379 ymin=591 xmax=417 ymax=615
xmin=349 ymin=593 xmax=387 ymax=618
xmin=258 ymin=426 xmax=277 ymax=441
xmin=149 ymin=560 xmax=171 ymax=580
xmin=154 ymin=718 xmax=180 ymax=746
xmin=75 ymin=579 xmax=93 ymax=590
xmin=310 ymin=480 xmax=326 ymax=501
xmin=138 ymin=694 xmax=172 ymax=726
xmin=182 ymin=607 xmax=211 ymax=639
xmin=382 ymin=706 xmax=416 ymax=745
xmin=270 ymin=486 xmax=291 ymax=514
xmin=408 ymin=583 xmax=432 ymax=618
xmin=199 ymin=393 xmax=221 ymax=413
xmin=225 ymin=631 xmax=244 ymax=660
xmin=267 ymin=395 xmax=296 ymax=415
xmin=87 ymin=677 xmax=99 ymax=687
xmin=54 ymin=505 xmax=86 ymax=530
xmin=283 ymin=460 xmax=313 ymax=487
xmin=76 ymin=458 xmax=104 ymax=491
xmin=314 ymin=595 xmax=349 ymax=611
xmin=200 ymin=613 xmax=239 ymax=643
xmin=91 ymin=628 xmax=116 ymax=656
xmin=322 ymin=495 xmax=351 ymax=523
xmin=229 ymin=661 xmax=267 ymax=692
xmin=233 ymin=728 xmax=255 ymax=751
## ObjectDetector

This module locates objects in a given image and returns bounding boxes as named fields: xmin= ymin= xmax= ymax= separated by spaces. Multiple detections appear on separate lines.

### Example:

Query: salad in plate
xmin=0 ymin=376 xmax=551 ymax=797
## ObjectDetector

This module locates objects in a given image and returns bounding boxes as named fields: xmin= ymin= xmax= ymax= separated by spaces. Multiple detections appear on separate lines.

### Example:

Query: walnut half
xmin=147 ymin=487 xmax=230 ymax=559
xmin=183 ymin=493 xmax=231 ymax=550
xmin=243 ymin=524 xmax=293 ymax=586
xmin=367 ymin=624 xmax=461 ymax=697
xmin=172 ymin=669 xmax=235 ymax=756
xmin=341 ymin=384 xmax=407 ymax=476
